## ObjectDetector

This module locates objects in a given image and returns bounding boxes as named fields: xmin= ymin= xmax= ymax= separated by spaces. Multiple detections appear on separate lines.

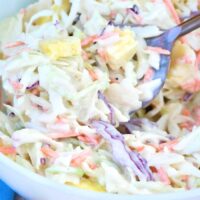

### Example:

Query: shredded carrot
xmin=31 ymin=88 xmax=40 ymax=96
xmin=98 ymin=49 xmax=108 ymax=61
xmin=82 ymin=51 xmax=89 ymax=60
xmin=181 ymin=78 xmax=200 ymax=93
xmin=87 ymin=69 xmax=98 ymax=81
xmin=181 ymin=175 xmax=190 ymax=190
xmin=55 ymin=116 xmax=68 ymax=124
xmin=163 ymin=0 xmax=181 ymax=24
xmin=143 ymin=67 xmax=154 ymax=82
xmin=110 ymin=77 xmax=119 ymax=83
xmin=182 ymin=55 xmax=193 ymax=64
xmin=127 ymin=9 xmax=143 ymax=24
xmin=126 ymin=9 xmax=140 ymax=23
xmin=5 ymin=41 xmax=26 ymax=49
xmin=157 ymin=167 xmax=170 ymax=185
xmin=48 ymin=131 xmax=80 ymax=139
xmin=181 ymin=175 xmax=191 ymax=190
xmin=179 ymin=121 xmax=194 ymax=131
xmin=94 ymin=32 xmax=118 ymax=42
xmin=180 ymin=36 xmax=187 ymax=44
xmin=81 ymin=35 xmax=98 ymax=47
xmin=181 ymin=108 xmax=191 ymax=116
xmin=181 ymin=175 xmax=189 ymax=182
xmin=88 ymin=162 xmax=98 ymax=170
xmin=109 ymin=11 xmax=117 ymax=18
xmin=136 ymin=146 xmax=145 ymax=152
xmin=78 ymin=134 xmax=101 ymax=146
xmin=71 ymin=150 xmax=91 ymax=167
xmin=146 ymin=46 xmax=171 ymax=55
xmin=0 ymin=146 xmax=16 ymax=155
xmin=150 ymin=166 xmax=157 ymax=173
xmin=193 ymin=106 xmax=200 ymax=125
xmin=158 ymin=139 xmax=179 ymax=151
xmin=41 ymin=146 xmax=58 ymax=158
xmin=9 ymin=80 xmax=23 ymax=90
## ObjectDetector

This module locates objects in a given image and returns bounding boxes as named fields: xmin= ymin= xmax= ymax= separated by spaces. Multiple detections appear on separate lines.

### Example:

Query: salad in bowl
xmin=0 ymin=0 xmax=200 ymax=196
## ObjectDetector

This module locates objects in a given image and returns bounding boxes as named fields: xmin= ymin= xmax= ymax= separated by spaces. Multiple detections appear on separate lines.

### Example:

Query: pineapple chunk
xmin=35 ymin=16 xmax=52 ymax=25
xmin=168 ymin=41 xmax=196 ymax=86
xmin=52 ymin=0 xmax=70 ymax=13
xmin=70 ymin=179 xmax=105 ymax=192
xmin=105 ymin=29 xmax=137 ymax=69
xmin=39 ymin=38 xmax=81 ymax=60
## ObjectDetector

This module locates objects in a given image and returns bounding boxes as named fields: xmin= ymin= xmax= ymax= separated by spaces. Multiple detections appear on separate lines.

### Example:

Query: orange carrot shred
xmin=48 ymin=131 xmax=80 ymax=139
xmin=146 ymin=46 xmax=171 ymax=55
xmin=82 ymin=51 xmax=89 ymax=60
xmin=180 ymin=36 xmax=187 ymax=44
xmin=181 ymin=175 xmax=189 ymax=182
xmin=5 ymin=41 xmax=26 ymax=49
xmin=70 ymin=150 xmax=91 ymax=167
xmin=94 ymin=32 xmax=118 ymax=42
xmin=109 ymin=11 xmax=117 ymax=18
xmin=87 ymin=69 xmax=98 ymax=81
xmin=89 ymin=162 xmax=98 ymax=170
xmin=179 ymin=121 xmax=194 ymax=131
xmin=31 ymin=88 xmax=40 ymax=96
xmin=98 ymin=49 xmax=108 ymax=61
xmin=55 ymin=116 xmax=68 ymax=124
xmin=181 ymin=78 xmax=200 ymax=93
xmin=9 ymin=80 xmax=23 ymax=90
xmin=158 ymin=139 xmax=179 ymax=151
xmin=41 ymin=146 xmax=58 ymax=158
xmin=143 ymin=67 xmax=154 ymax=82
xmin=136 ymin=146 xmax=145 ymax=152
xmin=78 ymin=134 xmax=101 ymax=146
xmin=81 ymin=35 xmax=98 ymax=47
xmin=164 ymin=0 xmax=181 ymax=24
xmin=157 ymin=167 xmax=170 ymax=185
xmin=150 ymin=166 xmax=157 ymax=173
xmin=127 ymin=9 xmax=143 ymax=24
xmin=182 ymin=108 xmax=191 ymax=116
xmin=0 ymin=146 xmax=16 ymax=155
xmin=182 ymin=55 xmax=193 ymax=64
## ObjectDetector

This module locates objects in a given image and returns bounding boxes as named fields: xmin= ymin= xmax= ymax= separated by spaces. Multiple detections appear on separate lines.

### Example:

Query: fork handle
xmin=177 ymin=14 xmax=200 ymax=38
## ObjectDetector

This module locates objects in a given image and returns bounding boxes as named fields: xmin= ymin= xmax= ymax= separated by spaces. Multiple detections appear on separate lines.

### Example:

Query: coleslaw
xmin=0 ymin=0 xmax=200 ymax=194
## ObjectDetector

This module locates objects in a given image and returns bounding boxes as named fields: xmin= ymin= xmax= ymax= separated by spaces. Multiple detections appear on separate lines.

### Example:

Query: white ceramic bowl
xmin=0 ymin=1 xmax=200 ymax=200
xmin=1 ymin=153 xmax=200 ymax=200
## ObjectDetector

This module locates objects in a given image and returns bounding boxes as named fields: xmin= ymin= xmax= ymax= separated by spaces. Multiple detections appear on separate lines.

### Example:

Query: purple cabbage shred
xmin=92 ymin=121 xmax=154 ymax=181
xmin=182 ymin=92 xmax=193 ymax=102
xmin=98 ymin=91 xmax=115 ymax=125
xmin=40 ymin=158 xmax=46 ymax=165
xmin=53 ymin=20 xmax=60 ymax=27
xmin=119 ymin=118 xmax=157 ymax=134
xmin=130 ymin=4 xmax=139 ymax=15
xmin=26 ymin=81 xmax=39 ymax=90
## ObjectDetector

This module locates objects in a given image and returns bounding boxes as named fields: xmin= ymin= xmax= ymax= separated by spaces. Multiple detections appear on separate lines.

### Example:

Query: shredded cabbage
xmin=0 ymin=0 xmax=199 ymax=195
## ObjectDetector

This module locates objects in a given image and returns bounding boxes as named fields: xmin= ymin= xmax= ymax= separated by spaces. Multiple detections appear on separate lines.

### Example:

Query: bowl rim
xmin=0 ymin=153 xmax=200 ymax=199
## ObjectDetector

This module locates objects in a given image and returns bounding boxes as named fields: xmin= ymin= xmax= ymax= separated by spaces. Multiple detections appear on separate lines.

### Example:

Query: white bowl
xmin=1 ymin=153 xmax=200 ymax=200
xmin=0 ymin=1 xmax=200 ymax=200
